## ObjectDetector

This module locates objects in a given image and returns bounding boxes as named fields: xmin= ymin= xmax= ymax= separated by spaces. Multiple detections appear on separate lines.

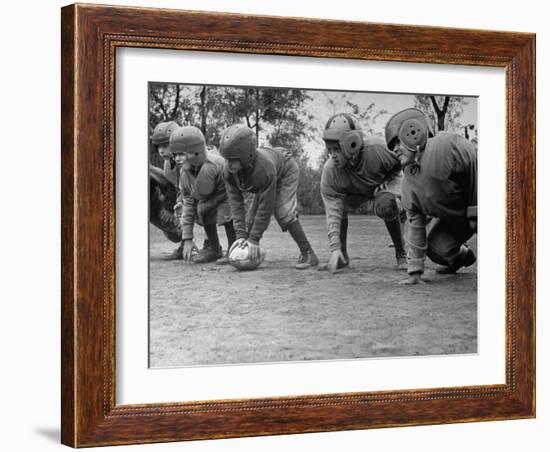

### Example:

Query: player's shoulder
xmin=363 ymin=135 xmax=394 ymax=157
xmin=429 ymin=132 xmax=469 ymax=147
xmin=256 ymin=147 xmax=280 ymax=171
xmin=363 ymin=135 xmax=387 ymax=148
xmin=204 ymin=150 xmax=225 ymax=168
xmin=427 ymin=132 xmax=475 ymax=156
xmin=258 ymin=146 xmax=283 ymax=160
xmin=198 ymin=153 xmax=223 ymax=179
xmin=362 ymin=135 xmax=399 ymax=166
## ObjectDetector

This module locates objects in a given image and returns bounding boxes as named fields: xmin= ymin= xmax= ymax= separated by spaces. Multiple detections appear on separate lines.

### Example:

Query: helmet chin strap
xmin=406 ymin=145 xmax=423 ymax=174
xmin=400 ymin=143 xmax=423 ymax=174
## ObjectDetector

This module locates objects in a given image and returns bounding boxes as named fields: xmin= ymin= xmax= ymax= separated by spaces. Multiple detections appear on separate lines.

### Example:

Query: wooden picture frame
xmin=61 ymin=3 xmax=535 ymax=447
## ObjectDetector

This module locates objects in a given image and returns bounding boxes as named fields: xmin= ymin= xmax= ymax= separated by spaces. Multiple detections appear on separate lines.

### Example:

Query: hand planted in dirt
xmin=182 ymin=239 xmax=198 ymax=262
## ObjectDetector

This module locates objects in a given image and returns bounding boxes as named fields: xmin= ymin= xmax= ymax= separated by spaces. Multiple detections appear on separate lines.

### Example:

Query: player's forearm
xmin=226 ymin=183 xmax=248 ymax=239
xmin=321 ymin=192 xmax=345 ymax=251
xmin=327 ymin=221 xmax=345 ymax=251
xmin=180 ymin=196 xmax=197 ymax=240
xmin=248 ymin=182 xmax=276 ymax=244
xmin=406 ymin=209 xmax=427 ymax=275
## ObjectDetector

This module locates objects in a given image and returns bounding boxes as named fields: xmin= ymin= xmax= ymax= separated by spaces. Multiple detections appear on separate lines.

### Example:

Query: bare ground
xmin=149 ymin=215 xmax=477 ymax=367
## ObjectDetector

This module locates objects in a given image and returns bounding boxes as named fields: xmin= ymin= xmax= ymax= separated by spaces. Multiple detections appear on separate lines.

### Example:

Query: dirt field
xmin=149 ymin=215 xmax=477 ymax=367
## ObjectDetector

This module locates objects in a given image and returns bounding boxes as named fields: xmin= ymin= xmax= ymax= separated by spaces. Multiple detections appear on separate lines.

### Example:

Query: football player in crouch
xmin=320 ymin=113 xmax=407 ymax=272
xmin=384 ymin=108 xmax=477 ymax=284
xmin=149 ymin=120 xmax=185 ymax=259
xmin=169 ymin=126 xmax=236 ymax=264
xmin=219 ymin=124 xmax=319 ymax=270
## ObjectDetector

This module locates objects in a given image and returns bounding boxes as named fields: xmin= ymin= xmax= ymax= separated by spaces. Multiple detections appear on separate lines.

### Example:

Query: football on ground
xmin=229 ymin=243 xmax=266 ymax=271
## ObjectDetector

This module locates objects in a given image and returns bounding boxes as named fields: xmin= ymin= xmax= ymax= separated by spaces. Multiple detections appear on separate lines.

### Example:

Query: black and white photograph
xmin=148 ymin=83 xmax=478 ymax=368
xmin=1 ymin=0 xmax=543 ymax=448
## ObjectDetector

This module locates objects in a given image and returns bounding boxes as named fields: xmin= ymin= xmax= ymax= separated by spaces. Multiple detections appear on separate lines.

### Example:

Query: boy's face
xmin=173 ymin=152 xmax=190 ymax=170
xmin=227 ymin=159 xmax=243 ymax=174
xmin=157 ymin=143 xmax=172 ymax=160
xmin=393 ymin=140 xmax=416 ymax=167
xmin=325 ymin=141 xmax=347 ymax=169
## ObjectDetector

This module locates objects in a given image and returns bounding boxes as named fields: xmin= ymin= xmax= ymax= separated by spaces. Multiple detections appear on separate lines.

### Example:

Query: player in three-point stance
xmin=169 ymin=126 xmax=236 ymax=264
xmin=219 ymin=124 xmax=319 ymax=270
xmin=384 ymin=108 xmax=477 ymax=285
xmin=320 ymin=113 xmax=407 ymax=272
xmin=149 ymin=120 xmax=185 ymax=259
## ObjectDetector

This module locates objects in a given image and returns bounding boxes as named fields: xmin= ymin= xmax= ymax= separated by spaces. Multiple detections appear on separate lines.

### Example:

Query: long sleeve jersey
xmin=224 ymin=147 xmax=285 ymax=244
xmin=320 ymin=137 xmax=401 ymax=251
xmin=403 ymin=132 xmax=478 ymax=274
xmin=180 ymin=152 xmax=228 ymax=240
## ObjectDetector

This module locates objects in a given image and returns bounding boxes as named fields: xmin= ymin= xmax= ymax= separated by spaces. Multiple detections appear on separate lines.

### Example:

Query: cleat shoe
xmin=216 ymin=251 xmax=230 ymax=265
xmin=295 ymin=250 xmax=320 ymax=270
xmin=436 ymin=248 xmax=476 ymax=274
xmin=191 ymin=244 xmax=223 ymax=264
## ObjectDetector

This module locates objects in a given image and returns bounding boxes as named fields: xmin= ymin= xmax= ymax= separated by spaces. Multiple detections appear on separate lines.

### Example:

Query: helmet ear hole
xmin=398 ymin=118 xmax=428 ymax=152
xmin=340 ymin=131 xmax=363 ymax=158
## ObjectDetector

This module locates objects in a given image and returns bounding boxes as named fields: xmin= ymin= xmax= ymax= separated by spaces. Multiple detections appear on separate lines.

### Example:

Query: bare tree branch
xmin=429 ymin=96 xmax=442 ymax=115
xmin=151 ymin=89 xmax=168 ymax=120
xmin=171 ymin=84 xmax=181 ymax=120
xmin=442 ymin=96 xmax=450 ymax=114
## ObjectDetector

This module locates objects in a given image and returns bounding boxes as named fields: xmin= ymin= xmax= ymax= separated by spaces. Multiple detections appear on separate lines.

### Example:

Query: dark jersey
xmin=224 ymin=147 xmax=285 ymax=243
xmin=180 ymin=152 xmax=227 ymax=240
xmin=402 ymin=132 xmax=477 ymax=221
xmin=403 ymin=133 xmax=477 ymax=274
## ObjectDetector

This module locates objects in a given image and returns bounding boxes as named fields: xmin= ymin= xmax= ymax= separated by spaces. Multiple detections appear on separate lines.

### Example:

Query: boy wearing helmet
xmin=150 ymin=120 xmax=185 ymax=259
xmin=320 ymin=113 xmax=407 ymax=272
xmin=169 ymin=126 xmax=236 ymax=264
xmin=219 ymin=124 xmax=319 ymax=270
xmin=152 ymin=120 xmax=181 ymax=185
xmin=384 ymin=108 xmax=477 ymax=285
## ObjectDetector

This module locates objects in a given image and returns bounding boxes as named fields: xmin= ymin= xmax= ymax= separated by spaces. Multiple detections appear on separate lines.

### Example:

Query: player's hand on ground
xmin=246 ymin=240 xmax=261 ymax=261
xmin=229 ymin=238 xmax=247 ymax=254
xmin=327 ymin=249 xmax=347 ymax=273
xmin=399 ymin=272 xmax=425 ymax=285
xmin=182 ymin=239 xmax=198 ymax=262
